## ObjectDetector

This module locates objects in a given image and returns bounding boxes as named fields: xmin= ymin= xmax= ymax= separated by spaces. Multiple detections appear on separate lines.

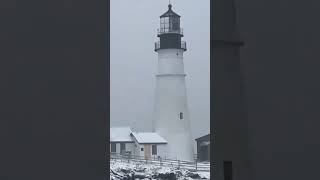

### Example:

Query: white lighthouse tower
xmin=153 ymin=3 xmax=194 ymax=162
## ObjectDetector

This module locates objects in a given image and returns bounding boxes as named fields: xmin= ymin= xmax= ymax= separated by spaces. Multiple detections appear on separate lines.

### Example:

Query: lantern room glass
xmin=160 ymin=16 xmax=180 ymax=34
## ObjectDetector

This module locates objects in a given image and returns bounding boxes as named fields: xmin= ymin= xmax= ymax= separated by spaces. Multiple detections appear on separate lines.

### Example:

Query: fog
xmin=110 ymin=0 xmax=210 ymax=143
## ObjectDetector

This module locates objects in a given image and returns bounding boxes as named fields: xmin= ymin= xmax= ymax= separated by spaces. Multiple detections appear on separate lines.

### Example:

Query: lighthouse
xmin=153 ymin=3 xmax=194 ymax=162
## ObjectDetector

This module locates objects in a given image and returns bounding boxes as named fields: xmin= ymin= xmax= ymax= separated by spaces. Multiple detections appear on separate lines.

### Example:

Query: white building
xmin=110 ymin=127 xmax=134 ymax=154
xmin=130 ymin=132 xmax=167 ymax=159
xmin=110 ymin=127 xmax=167 ymax=159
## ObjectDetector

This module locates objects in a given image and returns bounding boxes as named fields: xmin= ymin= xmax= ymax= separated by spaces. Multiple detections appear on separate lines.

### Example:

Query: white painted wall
xmin=125 ymin=143 xmax=135 ymax=154
xmin=139 ymin=144 xmax=145 ymax=157
xmin=138 ymin=144 xmax=168 ymax=159
xmin=131 ymin=141 xmax=143 ymax=157
xmin=157 ymin=49 xmax=185 ymax=74
xmin=116 ymin=143 xmax=120 ymax=153
xmin=130 ymin=139 xmax=168 ymax=159
xmin=153 ymin=144 xmax=167 ymax=159
xmin=153 ymin=48 xmax=194 ymax=162
xmin=131 ymin=141 xmax=144 ymax=157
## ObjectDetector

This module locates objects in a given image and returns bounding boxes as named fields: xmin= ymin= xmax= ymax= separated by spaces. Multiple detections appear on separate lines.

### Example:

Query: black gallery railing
xmin=154 ymin=41 xmax=187 ymax=51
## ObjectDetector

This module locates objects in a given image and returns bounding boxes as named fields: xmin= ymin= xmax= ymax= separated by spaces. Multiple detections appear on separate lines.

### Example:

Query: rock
xmin=121 ymin=168 xmax=132 ymax=174
xmin=173 ymin=169 xmax=183 ymax=177
xmin=135 ymin=167 xmax=147 ymax=172
xmin=155 ymin=172 xmax=177 ymax=180
xmin=134 ymin=172 xmax=150 ymax=179
xmin=185 ymin=171 xmax=201 ymax=179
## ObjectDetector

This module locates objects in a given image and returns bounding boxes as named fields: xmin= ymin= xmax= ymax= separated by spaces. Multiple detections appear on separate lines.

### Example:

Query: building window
xmin=141 ymin=148 xmax=144 ymax=151
xmin=152 ymin=145 xmax=157 ymax=155
xmin=120 ymin=143 xmax=125 ymax=154
xmin=180 ymin=112 xmax=183 ymax=119
xmin=170 ymin=17 xmax=180 ymax=30
xmin=111 ymin=143 xmax=116 ymax=153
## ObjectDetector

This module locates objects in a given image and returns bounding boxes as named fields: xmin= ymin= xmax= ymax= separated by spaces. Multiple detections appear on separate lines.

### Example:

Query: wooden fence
xmin=109 ymin=153 xmax=210 ymax=172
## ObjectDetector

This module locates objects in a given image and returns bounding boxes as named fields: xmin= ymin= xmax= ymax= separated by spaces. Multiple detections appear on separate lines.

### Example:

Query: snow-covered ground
xmin=110 ymin=159 xmax=210 ymax=180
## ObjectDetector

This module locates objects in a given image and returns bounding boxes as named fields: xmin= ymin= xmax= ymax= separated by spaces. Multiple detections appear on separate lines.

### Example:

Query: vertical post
xmin=127 ymin=153 xmax=130 ymax=163
xmin=195 ymin=161 xmax=197 ymax=171
xmin=178 ymin=160 xmax=180 ymax=169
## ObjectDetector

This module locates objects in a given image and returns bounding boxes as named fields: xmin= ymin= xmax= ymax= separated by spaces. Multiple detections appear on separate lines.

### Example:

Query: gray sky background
xmin=110 ymin=0 xmax=210 ymax=141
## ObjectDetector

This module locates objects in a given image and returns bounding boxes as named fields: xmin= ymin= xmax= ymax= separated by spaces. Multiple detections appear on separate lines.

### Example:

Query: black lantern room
xmin=155 ymin=4 xmax=187 ymax=51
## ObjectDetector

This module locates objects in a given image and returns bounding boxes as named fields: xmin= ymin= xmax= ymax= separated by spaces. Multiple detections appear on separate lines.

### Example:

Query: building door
xmin=224 ymin=161 xmax=233 ymax=180
xmin=144 ymin=145 xmax=151 ymax=159
xmin=120 ymin=143 xmax=126 ymax=154
xmin=152 ymin=145 xmax=157 ymax=156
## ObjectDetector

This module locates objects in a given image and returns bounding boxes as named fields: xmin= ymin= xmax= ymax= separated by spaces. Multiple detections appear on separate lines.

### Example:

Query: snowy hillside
xmin=110 ymin=160 xmax=210 ymax=180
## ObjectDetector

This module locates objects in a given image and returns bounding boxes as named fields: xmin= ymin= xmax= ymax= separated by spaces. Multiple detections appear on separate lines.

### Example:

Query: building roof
xmin=131 ymin=132 xmax=167 ymax=144
xmin=160 ymin=4 xmax=181 ymax=18
xmin=110 ymin=127 xmax=134 ymax=142
xmin=195 ymin=134 xmax=210 ymax=142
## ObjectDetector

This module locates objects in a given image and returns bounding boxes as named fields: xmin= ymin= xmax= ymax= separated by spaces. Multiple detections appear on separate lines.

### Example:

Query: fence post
xmin=127 ymin=154 xmax=130 ymax=163
xmin=195 ymin=161 xmax=197 ymax=171
xmin=160 ymin=157 xmax=162 ymax=166
xmin=178 ymin=160 xmax=180 ymax=169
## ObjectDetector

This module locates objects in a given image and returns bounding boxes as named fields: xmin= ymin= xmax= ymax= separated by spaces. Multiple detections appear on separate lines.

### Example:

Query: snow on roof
xmin=131 ymin=132 xmax=167 ymax=144
xmin=200 ymin=141 xmax=210 ymax=146
xmin=110 ymin=127 xmax=134 ymax=142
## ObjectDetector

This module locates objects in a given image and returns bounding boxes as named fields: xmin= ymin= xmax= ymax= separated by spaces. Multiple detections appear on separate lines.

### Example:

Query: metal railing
xmin=109 ymin=152 xmax=210 ymax=172
xmin=157 ymin=28 xmax=183 ymax=36
xmin=155 ymin=41 xmax=160 ymax=51
xmin=181 ymin=41 xmax=187 ymax=50
xmin=154 ymin=41 xmax=187 ymax=51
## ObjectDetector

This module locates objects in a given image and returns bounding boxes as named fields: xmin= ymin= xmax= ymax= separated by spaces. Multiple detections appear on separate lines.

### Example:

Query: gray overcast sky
xmin=110 ymin=0 xmax=210 ymax=140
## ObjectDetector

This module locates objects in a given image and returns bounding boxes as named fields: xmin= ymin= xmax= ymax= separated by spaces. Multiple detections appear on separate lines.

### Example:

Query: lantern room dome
xmin=160 ymin=4 xmax=181 ymax=18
